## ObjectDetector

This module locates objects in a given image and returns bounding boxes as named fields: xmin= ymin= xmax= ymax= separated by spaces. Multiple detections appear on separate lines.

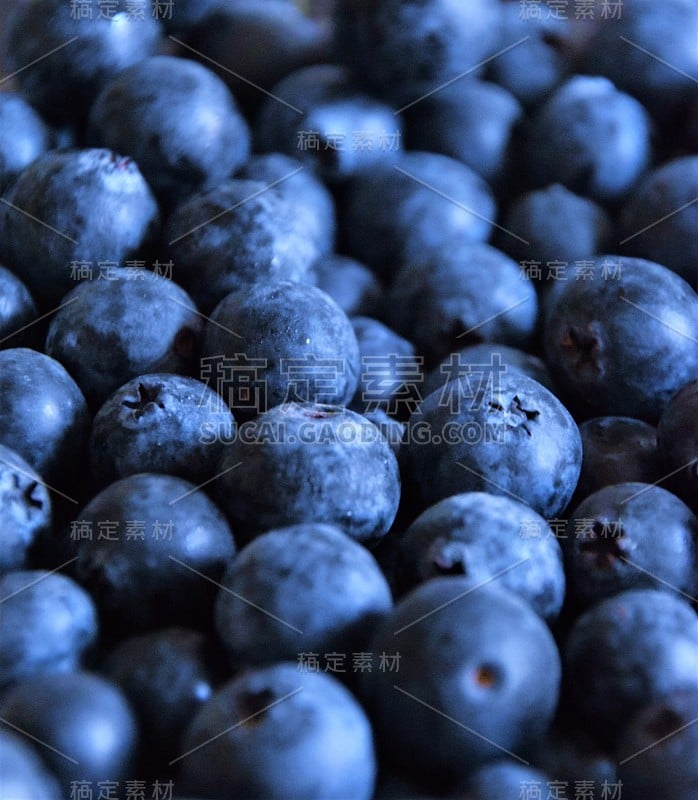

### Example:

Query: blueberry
xmin=0 ymin=570 xmax=97 ymax=688
xmin=88 ymin=56 xmax=250 ymax=203
xmin=393 ymin=492 xmax=566 ymax=622
xmin=0 ymin=730 xmax=62 ymax=800
xmin=0 ymin=148 xmax=160 ymax=306
xmin=214 ymin=523 xmax=392 ymax=667
xmin=619 ymin=156 xmax=698 ymax=287
xmin=0 ymin=444 xmax=51 ymax=575
xmin=334 ymin=0 xmax=502 ymax=106
xmin=178 ymin=663 xmax=376 ymax=800
xmin=4 ymin=0 xmax=160 ymax=125
xmin=0 ymin=93 xmax=50 ymax=194
xmin=563 ymin=589 xmax=698 ymax=745
xmin=215 ymin=402 xmax=400 ymax=544
xmin=563 ymin=483 xmax=697 ymax=610
xmin=405 ymin=79 xmax=523 ymax=187
xmin=543 ymin=256 xmax=698 ymax=422
xmin=617 ymin=690 xmax=698 ymax=799
xmin=0 ymin=266 xmax=38 ymax=351
xmin=464 ymin=760 xmax=552 ymax=799
xmin=89 ymin=373 xmax=235 ymax=488
xmin=310 ymin=254 xmax=382 ymax=318
xmin=101 ymin=627 xmax=229 ymax=775
xmin=521 ymin=76 xmax=652 ymax=203
xmin=164 ymin=180 xmax=322 ymax=314
xmin=342 ymin=151 xmax=497 ymax=279
xmin=575 ymin=416 xmax=659 ymax=503
xmin=361 ymin=409 xmax=405 ymax=460
xmin=349 ymin=317 xmax=421 ymax=418
xmin=0 ymin=671 xmax=138 ymax=787
xmin=71 ymin=473 xmax=236 ymax=636
xmin=45 ymin=271 xmax=202 ymax=409
xmin=387 ymin=242 xmax=538 ymax=363
xmin=404 ymin=372 xmax=582 ymax=519
xmin=657 ymin=379 xmax=698 ymax=510
xmin=0 ymin=348 xmax=90 ymax=488
xmin=202 ymin=281 xmax=360 ymax=416
xmin=238 ymin=152 xmax=336 ymax=256
xmin=361 ymin=578 xmax=560 ymax=790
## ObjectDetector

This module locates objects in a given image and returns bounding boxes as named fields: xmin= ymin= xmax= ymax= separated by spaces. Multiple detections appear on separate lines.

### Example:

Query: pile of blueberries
xmin=1 ymin=0 xmax=698 ymax=798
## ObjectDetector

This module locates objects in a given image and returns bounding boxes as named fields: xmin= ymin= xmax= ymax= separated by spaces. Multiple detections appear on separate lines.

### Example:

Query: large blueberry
xmin=543 ymin=257 xmax=698 ymax=421
xmin=216 ymin=403 xmax=400 ymax=544
xmin=563 ymin=589 xmax=698 ymax=745
xmin=361 ymin=578 xmax=560 ymax=790
xmin=202 ymin=281 xmax=360 ymax=416
xmin=71 ymin=473 xmax=236 ymax=636
xmin=404 ymin=372 xmax=582 ymax=519
xmin=0 ymin=149 xmax=160 ymax=306
xmin=0 ymin=730 xmax=62 ymax=800
xmin=215 ymin=523 xmax=392 ymax=667
xmin=0 ymin=570 xmax=98 ymax=688
xmin=0 ymin=348 xmax=90 ymax=488
xmin=393 ymin=492 xmax=566 ymax=622
xmin=89 ymin=374 xmax=235 ymax=488
xmin=178 ymin=663 xmax=376 ymax=800
xmin=88 ymin=56 xmax=250 ymax=202
xmin=164 ymin=180 xmax=322 ymax=314
xmin=45 ymin=271 xmax=202 ymax=409
xmin=563 ymin=483 xmax=697 ymax=610
xmin=0 ymin=444 xmax=51 ymax=574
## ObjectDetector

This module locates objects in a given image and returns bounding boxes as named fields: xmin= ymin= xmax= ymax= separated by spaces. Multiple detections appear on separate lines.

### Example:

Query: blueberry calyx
xmin=121 ymin=382 xmax=165 ymax=419
xmin=579 ymin=520 xmax=629 ymax=568
xmin=561 ymin=324 xmax=602 ymax=375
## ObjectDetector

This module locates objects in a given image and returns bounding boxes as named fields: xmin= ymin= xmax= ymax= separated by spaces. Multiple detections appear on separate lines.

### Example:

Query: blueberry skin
xmin=216 ymin=403 xmax=400 ymax=544
xmin=423 ymin=343 xmax=555 ymax=399
xmin=161 ymin=0 xmax=235 ymax=32
xmin=393 ymin=492 xmax=566 ymax=622
xmin=361 ymin=409 xmax=405 ymax=460
xmin=0 ymin=671 xmax=138 ymax=787
xmin=533 ymin=733 xmax=618 ymax=789
xmin=4 ymin=0 xmax=160 ymax=125
xmin=71 ymin=473 xmax=236 ymax=636
xmin=186 ymin=2 xmax=331 ymax=113
xmin=563 ymin=589 xmax=698 ymax=745
xmin=0 ymin=93 xmax=50 ymax=193
xmin=342 ymin=151 xmax=497 ymax=279
xmin=179 ymin=663 xmax=376 ymax=800
xmin=575 ymin=416 xmax=659 ymax=503
xmin=238 ymin=152 xmax=336 ymax=256
xmin=583 ymin=0 xmax=698 ymax=119
xmin=0 ymin=348 xmax=90 ymax=488
xmin=45 ymin=271 xmax=202 ymax=409
xmin=256 ymin=64 xmax=402 ymax=181
xmin=465 ymin=761 xmax=552 ymax=800
xmin=0 ymin=570 xmax=98 ymax=688
xmin=406 ymin=80 xmax=523 ymax=187
xmin=620 ymin=156 xmax=698 ymax=287
xmin=563 ymin=483 xmax=697 ymax=610
xmin=0 ymin=149 xmax=160 ymax=306
xmin=0 ymin=730 xmax=62 ymax=800
xmin=0 ymin=444 xmax=51 ymax=575
xmin=361 ymin=579 xmax=561 ymax=790
xmin=617 ymin=691 xmax=698 ymax=800
xmin=349 ymin=317 xmax=421 ymax=417
xmin=310 ymin=254 xmax=382 ymax=319
xmin=499 ymin=184 xmax=612 ymax=269
xmin=215 ymin=523 xmax=392 ymax=667
xmin=404 ymin=373 xmax=582 ymax=519
xmin=387 ymin=242 xmax=538 ymax=363
xmin=0 ymin=266 xmax=38 ymax=351
xmin=543 ymin=257 xmax=698 ymax=422
xmin=89 ymin=374 xmax=235 ymax=488
xmin=202 ymin=281 xmax=360 ymax=416
xmin=88 ymin=56 xmax=250 ymax=202
xmin=101 ymin=627 xmax=229 ymax=774
xmin=657 ymin=379 xmax=698 ymax=509
xmin=334 ymin=0 xmax=502 ymax=106
xmin=522 ymin=76 xmax=652 ymax=204
xmin=165 ymin=180 xmax=322 ymax=314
